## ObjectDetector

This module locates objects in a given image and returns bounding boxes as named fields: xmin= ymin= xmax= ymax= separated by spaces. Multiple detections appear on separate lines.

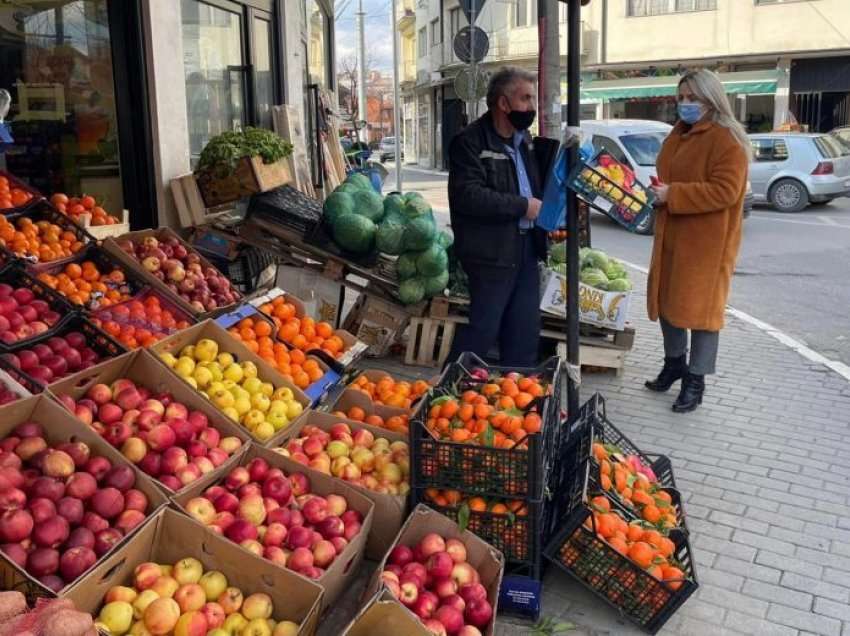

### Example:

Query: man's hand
xmin=526 ymin=197 xmax=542 ymax=220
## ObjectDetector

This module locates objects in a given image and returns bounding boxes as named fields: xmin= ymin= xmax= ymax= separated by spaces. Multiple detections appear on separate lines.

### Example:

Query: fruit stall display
xmin=49 ymin=350 xmax=251 ymax=495
xmin=543 ymin=394 xmax=697 ymax=634
xmin=329 ymin=387 xmax=411 ymax=434
xmin=34 ymin=245 xmax=146 ymax=311
xmin=0 ymin=363 xmax=32 ymax=405
xmin=0 ymin=264 xmax=73 ymax=348
xmin=105 ymin=229 xmax=242 ymax=319
xmin=271 ymin=410 xmax=409 ymax=559
xmin=368 ymin=505 xmax=504 ymax=636
xmin=49 ymin=192 xmax=125 ymax=229
xmin=347 ymin=370 xmax=431 ymax=412
xmin=0 ymin=203 xmax=93 ymax=267
xmin=91 ymin=289 xmax=196 ymax=350
xmin=65 ymin=508 xmax=323 ymax=636
xmin=151 ymin=322 xmax=310 ymax=446
xmin=0 ymin=395 xmax=169 ymax=595
xmin=174 ymin=443 xmax=374 ymax=610
xmin=0 ymin=315 xmax=125 ymax=389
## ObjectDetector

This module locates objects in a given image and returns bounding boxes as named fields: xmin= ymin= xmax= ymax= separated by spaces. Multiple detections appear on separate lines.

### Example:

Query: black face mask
xmin=507 ymin=109 xmax=536 ymax=131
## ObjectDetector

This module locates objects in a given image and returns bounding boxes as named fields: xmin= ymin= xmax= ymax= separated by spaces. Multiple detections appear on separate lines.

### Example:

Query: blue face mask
xmin=678 ymin=101 xmax=704 ymax=125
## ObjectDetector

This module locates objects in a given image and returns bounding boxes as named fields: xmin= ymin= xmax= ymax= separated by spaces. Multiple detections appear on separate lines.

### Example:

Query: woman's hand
xmin=651 ymin=183 xmax=670 ymax=204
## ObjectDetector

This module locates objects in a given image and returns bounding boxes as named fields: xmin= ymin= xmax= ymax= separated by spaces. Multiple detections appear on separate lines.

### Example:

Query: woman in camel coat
xmin=645 ymin=69 xmax=750 ymax=413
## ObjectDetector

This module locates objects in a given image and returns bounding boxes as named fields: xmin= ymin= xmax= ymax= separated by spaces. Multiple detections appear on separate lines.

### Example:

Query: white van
xmin=580 ymin=120 xmax=672 ymax=234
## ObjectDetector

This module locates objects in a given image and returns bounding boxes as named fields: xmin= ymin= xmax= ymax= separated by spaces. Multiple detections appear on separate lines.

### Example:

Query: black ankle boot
xmin=673 ymin=373 xmax=705 ymax=413
xmin=645 ymin=355 xmax=687 ymax=392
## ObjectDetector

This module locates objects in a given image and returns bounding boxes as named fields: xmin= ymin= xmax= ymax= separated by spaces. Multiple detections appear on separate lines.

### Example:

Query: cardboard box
xmin=540 ymin=269 xmax=632 ymax=332
xmin=0 ymin=395 xmax=169 ymax=598
xmin=365 ymin=504 xmax=505 ymax=636
xmin=172 ymin=442 xmax=374 ymax=612
xmin=147 ymin=320 xmax=311 ymax=448
xmin=342 ymin=589 xmax=429 ymax=636
xmin=272 ymin=410 xmax=408 ymax=560
xmin=342 ymin=293 xmax=410 ymax=358
xmin=276 ymin=266 xmax=344 ymax=328
xmin=0 ymin=366 xmax=32 ymax=401
xmin=250 ymin=287 xmax=366 ymax=369
xmin=102 ymin=227 xmax=243 ymax=319
xmin=65 ymin=507 xmax=322 ymax=636
xmin=47 ymin=350 xmax=250 ymax=497
xmin=327 ymin=389 xmax=409 ymax=429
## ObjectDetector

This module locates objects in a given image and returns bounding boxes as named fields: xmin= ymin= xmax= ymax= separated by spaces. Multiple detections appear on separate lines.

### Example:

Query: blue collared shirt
xmin=502 ymin=132 xmax=533 ymax=229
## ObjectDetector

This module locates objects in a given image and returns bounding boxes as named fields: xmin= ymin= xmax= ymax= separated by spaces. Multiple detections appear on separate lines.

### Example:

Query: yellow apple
xmin=160 ymin=353 xmax=177 ymax=368
xmin=193 ymin=366 xmax=213 ymax=389
xmin=217 ymin=352 xmax=235 ymax=367
xmin=233 ymin=397 xmax=252 ymax=416
xmin=100 ymin=601 xmax=134 ymax=636
xmin=254 ymin=422 xmax=275 ymax=441
xmin=211 ymin=389 xmax=235 ymax=410
xmin=272 ymin=387 xmax=293 ymax=402
xmin=180 ymin=345 xmax=195 ymax=359
xmin=174 ymin=357 xmax=196 ymax=377
xmin=194 ymin=339 xmax=219 ymax=363
xmin=260 ymin=382 xmax=274 ymax=398
xmin=285 ymin=401 xmax=303 ymax=420
xmin=241 ymin=361 xmax=258 ymax=379
xmin=243 ymin=410 xmax=266 ymax=430
xmin=251 ymin=393 xmax=271 ymax=413
xmin=223 ymin=363 xmax=244 ymax=383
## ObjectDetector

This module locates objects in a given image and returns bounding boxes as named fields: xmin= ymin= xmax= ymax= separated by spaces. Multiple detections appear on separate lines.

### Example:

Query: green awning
xmin=580 ymin=70 xmax=780 ymax=103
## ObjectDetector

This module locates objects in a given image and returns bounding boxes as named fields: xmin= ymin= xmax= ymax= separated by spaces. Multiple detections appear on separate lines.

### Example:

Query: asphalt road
xmin=589 ymin=200 xmax=850 ymax=367
xmin=390 ymin=163 xmax=850 ymax=367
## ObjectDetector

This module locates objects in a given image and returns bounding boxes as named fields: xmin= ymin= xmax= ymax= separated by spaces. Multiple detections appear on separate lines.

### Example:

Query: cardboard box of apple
xmin=173 ymin=443 xmax=374 ymax=612
xmin=50 ymin=350 xmax=252 ymax=495
xmin=0 ymin=394 xmax=168 ymax=596
xmin=149 ymin=321 xmax=311 ymax=448
xmin=65 ymin=507 xmax=323 ymax=636
xmin=342 ymin=588 xmax=431 ymax=636
xmin=271 ymin=410 xmax=409 ymax=561
xmin=366 ymin=505 xmax=504 ymax=636
xmin=104 ymin=229 xmax=242 ymax=319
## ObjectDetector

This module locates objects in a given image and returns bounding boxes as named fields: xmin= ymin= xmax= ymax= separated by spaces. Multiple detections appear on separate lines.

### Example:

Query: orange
xmin=347 ymin=407 xmax=366 ymax=422
xmin=627 ymin=542 xmax=654 ymax=569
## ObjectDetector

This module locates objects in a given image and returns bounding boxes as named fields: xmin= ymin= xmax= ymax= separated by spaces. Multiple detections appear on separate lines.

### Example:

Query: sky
xmin=334 ymin=0 xmax=394 ymax=73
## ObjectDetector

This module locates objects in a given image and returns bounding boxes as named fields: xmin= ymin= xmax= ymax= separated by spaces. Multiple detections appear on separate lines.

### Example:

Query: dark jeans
xmin=660 ymin=316 xmax=719 ymax=375
xmin=448 ymin=233 xmax=540 ymax=367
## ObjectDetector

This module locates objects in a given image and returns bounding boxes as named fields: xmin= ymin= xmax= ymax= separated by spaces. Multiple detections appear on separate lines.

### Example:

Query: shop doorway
xmin=0 ymin=0 xmax=156 ymax=228
xmin=793 ymin=91 xmax=850 ymax=132
xmin=441 ymin=98 xmax=465 ymax=171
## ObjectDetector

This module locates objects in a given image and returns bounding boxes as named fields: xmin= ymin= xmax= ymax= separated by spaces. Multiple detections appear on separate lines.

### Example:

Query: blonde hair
xmin=679 ymin=69 xmax=752 ymax=156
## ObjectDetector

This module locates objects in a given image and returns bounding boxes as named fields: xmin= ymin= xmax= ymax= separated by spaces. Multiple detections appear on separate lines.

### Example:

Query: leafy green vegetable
xmin=437 ymin=230 xmax=454 ymax=249
xmin=416 ymin=243 xmax=448 ymax=277
xmin=423 ymin=269 xmax=449 ymax=297
xmin=346 ymin=173 xmax=374 ymax=191
xmin=580 ymin=267 xmax=609 ymax=289
xmin=323 ymin=191 xmax=354 ymax=225
xmin=197 ymin=128 xmax=292 ymax=172
xmin=351 ymin=189 xmax=385 ymax=223
xmin=376 ymin=218 xmax=406 ymax=255
xmin=398 ymin=278 xmax=426 ymax=305
xmin=396 ymin=253 xmax=418 ymax=280
xmin=331 ymin=213 xmax=376 ymax=254
xmin=403 ymin=215 xmax=437 ymax=250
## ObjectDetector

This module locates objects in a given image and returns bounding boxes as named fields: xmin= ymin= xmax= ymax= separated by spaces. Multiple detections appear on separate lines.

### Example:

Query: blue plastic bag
xmin=536 ymin=140 xmax=594 ymax=232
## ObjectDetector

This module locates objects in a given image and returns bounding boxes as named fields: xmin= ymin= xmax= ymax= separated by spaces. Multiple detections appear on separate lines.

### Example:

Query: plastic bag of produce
xmin=403 ymin=212 xmax=437 ymax=250
xmin=396 ymin=252 xmax=418 ymax=280
xmin=416 ymin=243 xmax=448 ymax=277
xmin=423 ymin=269 xmax=450 ymax=298
xmin=399 ymin=278 xmax=426 ymax=305
xmin=332 ymin=213 xmax=377 ymax=254
xmin=323 ymin=191 xmax=354 ymax=225
xmin=376 ymin=217 xmax=407 ymax=255
xmin=352 ymin=189 xmax=385 ymax=223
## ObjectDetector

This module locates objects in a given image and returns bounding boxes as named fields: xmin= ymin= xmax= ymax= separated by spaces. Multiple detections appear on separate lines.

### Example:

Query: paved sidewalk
xmin=501 ymin=269 xmax=850 ymax=636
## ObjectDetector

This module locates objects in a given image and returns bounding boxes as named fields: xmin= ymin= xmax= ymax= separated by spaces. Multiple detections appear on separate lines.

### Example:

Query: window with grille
xmin=627 ymin=0 xmax=716 ymax=16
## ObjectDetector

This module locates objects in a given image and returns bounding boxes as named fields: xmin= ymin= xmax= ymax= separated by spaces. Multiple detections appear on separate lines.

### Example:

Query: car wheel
xmin=769 ymin=178 xmax=809 ymax=213
xmin=634 ymin=210 xmax=655 ymax=235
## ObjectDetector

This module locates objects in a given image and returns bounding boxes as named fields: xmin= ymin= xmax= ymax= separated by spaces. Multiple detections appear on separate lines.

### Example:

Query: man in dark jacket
xmin=446 ymin=67 xmax=558 ymax=367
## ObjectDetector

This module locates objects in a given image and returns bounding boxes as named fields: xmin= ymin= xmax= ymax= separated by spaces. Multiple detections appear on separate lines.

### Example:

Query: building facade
xmin=399 ymin=0 xmax=850 ymax=169
xmin=0 ymin=0 xmax=335 ymax=229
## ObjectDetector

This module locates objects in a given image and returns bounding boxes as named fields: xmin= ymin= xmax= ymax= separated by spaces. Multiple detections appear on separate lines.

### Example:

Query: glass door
xmin=248 ymin=9 xmax=275 ymax=131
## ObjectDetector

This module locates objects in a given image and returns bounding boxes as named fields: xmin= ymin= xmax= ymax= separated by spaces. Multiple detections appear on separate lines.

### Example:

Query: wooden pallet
xmin=557 ymin=325 xmax=636 ymax=377
xmin=405 ymin=317 xmax=456 ymax=367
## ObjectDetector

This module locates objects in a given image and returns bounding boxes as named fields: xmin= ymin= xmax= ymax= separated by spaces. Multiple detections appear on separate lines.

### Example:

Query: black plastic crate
xmin=0 ymin=347 xmax=44 ymax=395
xmin=410 ymin=354 xmax=564 ymax=500
xmin=0 ymin=170 xmax=44 ymax=214
xmin=0 ymin=200 xmax=94 ymax=269
xmin=565 ymin=394 xmax=686 ymax=533
xmin=0 ymin=262 xmax=79 ymax=352
xmin=0 ymin=315 xmax=126 ymax=390
xmin=544 ymin=470 xmax=697 ymax=634
xmin=34 ymin=244 xmax=146 ymax=311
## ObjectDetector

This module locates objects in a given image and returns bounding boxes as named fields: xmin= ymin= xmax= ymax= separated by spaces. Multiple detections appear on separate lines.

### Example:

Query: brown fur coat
xmin=647 ymin=120 xmax=749 ymax=331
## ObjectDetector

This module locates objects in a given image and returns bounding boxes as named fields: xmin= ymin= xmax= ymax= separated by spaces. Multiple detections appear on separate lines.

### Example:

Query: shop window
xmin=430 ymin=18 xmax=441 ymax=46
xmin=307 ymin=0 xmax=331 ymax=89
xmin=0 ymin=0 xmax=123 ymax=206
xmin=418 ymin=27 xmax=427 ymax=57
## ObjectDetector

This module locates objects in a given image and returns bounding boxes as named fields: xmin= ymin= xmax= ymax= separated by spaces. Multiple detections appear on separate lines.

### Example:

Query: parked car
xmin=378 ymin=137 xmax=403 ymax=163
xmin=748 ymin=132 xmax=850 ymax=212
xmin=580 ymin=119 xmax=672 ymax=235
xmin=831 ymin=126 xmax=850 ymax=150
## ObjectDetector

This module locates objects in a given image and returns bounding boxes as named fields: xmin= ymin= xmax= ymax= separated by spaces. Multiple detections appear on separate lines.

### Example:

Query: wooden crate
xmin=194 ymin=156 xmax=292 ymax=208
xmin=405 ymin=316 xmax=456 ymax=367
xmin=557 ymin=326 xmax=636 ymax=377
xmin=77 ymin=208 xmax=130 ymax=239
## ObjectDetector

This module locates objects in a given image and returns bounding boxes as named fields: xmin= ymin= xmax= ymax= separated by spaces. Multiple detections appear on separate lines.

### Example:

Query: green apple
xmin=160 ymin=353 xmax=177 ymax=368
xmin=193 ymin=366 xmax=213 ymax=388
xmin=254 ymin=422 xmax=275 ymax=441
xmin=194 ymin=338 xmax=219 ymax=363
xmin=241 ymin=361 xmax=258 ymax=380
xmin=223 ymin=363 xmax=244 ymax=383
xmin=243 ymin=410 xmax=266 ymax=430
xmin=217 ymin=352 xmax=235 ymax=367
xmin=233 ymin=396 xmax=252 ymax=416
xmin=242 ymin=377 xmax=263 ymax=396
xmin=211 ymin=388 xmax=235 ymax=410
xmin=272 ymin=387 xmax=293 ymax=402
xmin=174 ymin=356 xmax=196 ymax=377
xmin=251 ymin=393 xmax=271 ymax=413
xmin=223 ymin=407 xmax=240 ymax=422
xmin=286 ymin=401 xmax=303 ymax=420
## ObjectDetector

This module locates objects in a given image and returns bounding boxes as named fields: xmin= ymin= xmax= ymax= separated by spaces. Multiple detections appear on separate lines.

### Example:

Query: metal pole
xmin=391 ymin=0 xmax=403 ymax=191
xmin=566 ymin=0 xmax=581 ymax=417
xmin=538 ymin=0 xmax=561 ymax=138
xmin=356 ymin=0 xmax=368 ymax=142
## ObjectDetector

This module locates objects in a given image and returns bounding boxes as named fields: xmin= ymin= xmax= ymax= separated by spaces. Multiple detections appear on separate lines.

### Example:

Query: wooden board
xmin=273 ymin=105 xmax=315 ymax=198
xmin=405 ymin=317 xmax=456 ymax=367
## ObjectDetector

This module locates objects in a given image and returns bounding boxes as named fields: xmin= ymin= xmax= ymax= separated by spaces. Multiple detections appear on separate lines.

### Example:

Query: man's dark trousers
xmin=448 ymin=232 xmax=540 ymax=367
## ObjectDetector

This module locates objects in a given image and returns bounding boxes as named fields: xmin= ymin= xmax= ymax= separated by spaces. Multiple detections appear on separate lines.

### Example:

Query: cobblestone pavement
xmin=320 ymin=268 xmax=850 ymax=636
